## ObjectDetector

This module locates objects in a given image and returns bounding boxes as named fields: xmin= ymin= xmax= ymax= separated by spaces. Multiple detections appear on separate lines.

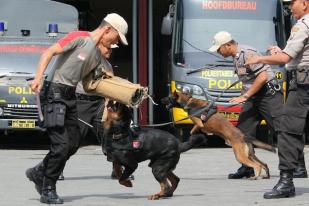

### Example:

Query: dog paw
xmin=119 ymin=180 xmax=133 ymax=187
xmin=148 ymin=194 xmax=160 ymax=200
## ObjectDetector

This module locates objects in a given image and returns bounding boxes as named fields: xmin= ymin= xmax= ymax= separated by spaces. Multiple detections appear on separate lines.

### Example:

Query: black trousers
xmin=277 ymin=86 xmax=309 ymax=171
xmin=237 ymin=89 xmax=283 ymax=142
xmin=41 ymin=83 xmax=81 ymax=185
xmin=76 ymin=94 xmax=104 ymax=145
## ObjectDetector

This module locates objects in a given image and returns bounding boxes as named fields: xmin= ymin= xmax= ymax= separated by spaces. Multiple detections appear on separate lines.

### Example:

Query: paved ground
xmin=0 ymin=145 xmax=309 ymax=206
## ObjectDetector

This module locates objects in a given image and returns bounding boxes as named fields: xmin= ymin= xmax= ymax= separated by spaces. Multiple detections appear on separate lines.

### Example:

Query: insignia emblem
xmin=77 ymin=53 xmax=87 ymax=61
xmin=291 ymin=26 xmax=299 ymax=33
xmin=20 ymin=96 xmax=28 ymax=104
xmin=132 ymin=140 xmax=141 ymax=148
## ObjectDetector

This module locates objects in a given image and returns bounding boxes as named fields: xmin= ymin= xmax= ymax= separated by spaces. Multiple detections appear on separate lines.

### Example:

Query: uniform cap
xmin=111 ymin=44 xmax=119 ymax=48
xmin=208 ymin=31 xmax=233 ymax=52
xmin=104 ymin=13 xmax=128 ymax=45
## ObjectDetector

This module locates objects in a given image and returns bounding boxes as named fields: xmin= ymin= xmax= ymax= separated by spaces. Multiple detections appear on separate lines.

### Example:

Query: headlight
xmin=175 ymin=82 xmax=206 ymax=100
xmin=0 ymin=107 xmax=3 ymax=116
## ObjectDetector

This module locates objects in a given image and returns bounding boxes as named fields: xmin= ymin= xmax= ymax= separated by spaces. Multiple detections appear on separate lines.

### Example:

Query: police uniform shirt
xmin=75 ymin=57 xmax=114 ymax=95
xmin=283 ymin=13 xmax=309 ymax=68
xmin=233 ymin=44 xmax=275 ymax=93
xmin=51 ymin=31 xmax=102 ymax=87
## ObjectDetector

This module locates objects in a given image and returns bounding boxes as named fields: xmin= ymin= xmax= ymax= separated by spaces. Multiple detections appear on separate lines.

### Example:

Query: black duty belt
xmin=254 ymin=79 xmax=281 ymax=96
xmin=76 ymin=93 xmax=103 ymax=101
xmin=43 ymin=81 xmax=76 ymax=100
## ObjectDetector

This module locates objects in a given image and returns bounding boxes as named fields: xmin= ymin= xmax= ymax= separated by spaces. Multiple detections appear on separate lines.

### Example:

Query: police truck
xmin=0 ymin=0 xmax=78 ymax=134
xmin=161 ymin=0 xmax=287 ymax=141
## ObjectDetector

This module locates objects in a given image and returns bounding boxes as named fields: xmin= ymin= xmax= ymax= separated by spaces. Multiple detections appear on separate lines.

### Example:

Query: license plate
xmin=219 ymin=112 xmax=239 ymax=120
xmin=10 ymin=120 xmax=35 ymax=128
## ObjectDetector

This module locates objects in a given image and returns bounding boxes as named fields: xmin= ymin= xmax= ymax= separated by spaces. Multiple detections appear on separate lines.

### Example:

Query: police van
xmin=0 ymin=0 xmax=78 ymax=133
xmin=161 ymin=0 xmax=287 ymax=141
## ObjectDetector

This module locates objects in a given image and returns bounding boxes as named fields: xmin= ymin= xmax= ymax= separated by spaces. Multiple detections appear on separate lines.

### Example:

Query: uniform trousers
xmin=41 ymin=83 xmax=80 ymax=185
xmin=76 ymin=93 xmax=104 ymax=145
xmin=237 ymin=86 xmax=283 ymax=142
xmin=278 ymin=86 xmax=309 ymax=171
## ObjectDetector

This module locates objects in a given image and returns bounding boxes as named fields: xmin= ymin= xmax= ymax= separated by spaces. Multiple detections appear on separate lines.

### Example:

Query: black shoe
xmin=264 ymin=170 xmax=295 ymax=199
xmin=228 ymin=165 xmax=254 ymax=179
xmin=25 ymin=162 xmax=44 ymax=195
xmin=40 ymin=186 xmax=63 ymax=204
xmin=293 ymin=165 xmax=308 ymax=178
xmin=58 ymin=173 xmax=65 ymax=181
xmin=128 ymin=174 xmax=135 ymax=180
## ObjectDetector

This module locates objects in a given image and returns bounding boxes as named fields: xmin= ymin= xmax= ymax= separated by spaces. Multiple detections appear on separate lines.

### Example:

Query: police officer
xmin=26 ymin=13 xmax=128 ymax=204
xmin=246 ymin=0 xmax=309 ymax=199
xmin=75 ymin=44 xmax=114 ymax=147
xmin=208 ymin=31 xmax=284 ymax=179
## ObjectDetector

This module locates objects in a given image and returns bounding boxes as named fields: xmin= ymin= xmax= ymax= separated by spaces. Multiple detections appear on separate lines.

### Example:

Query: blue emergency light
xmin=48 ymin=23 xmax=58 ymax=37
xmin=0 ymin=22 xmax=5 ymax=36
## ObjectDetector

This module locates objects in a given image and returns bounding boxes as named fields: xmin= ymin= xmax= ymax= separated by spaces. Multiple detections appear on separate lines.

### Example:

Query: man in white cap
xmin=26 ymin=13 xmax=128 ymax=204
xmin=209 ymin=31 xmax=284 ymax=179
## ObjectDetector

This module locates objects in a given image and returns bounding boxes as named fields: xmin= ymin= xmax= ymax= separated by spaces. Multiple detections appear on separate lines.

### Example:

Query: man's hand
xmin=30 ymin=78 xmax=42 ymax=93
xmin=229 ymin=96 xmax=247 ymax=104
xmin=267 ymin=46 xmax=282 ymax=55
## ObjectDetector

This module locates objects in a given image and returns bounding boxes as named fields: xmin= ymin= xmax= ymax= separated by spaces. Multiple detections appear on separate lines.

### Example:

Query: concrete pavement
xmin=0 ymin=146 xmax=309 ymax=206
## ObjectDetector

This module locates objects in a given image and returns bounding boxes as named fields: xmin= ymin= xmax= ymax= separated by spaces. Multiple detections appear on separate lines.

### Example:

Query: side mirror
xmin=161 ymin=4 xmax=175 ymax=35
xmin=161 ymin=14 xmax=173 ymax=35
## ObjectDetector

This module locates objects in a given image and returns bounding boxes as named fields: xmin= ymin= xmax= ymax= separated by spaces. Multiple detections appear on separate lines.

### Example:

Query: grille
xmin=206 ymin=88 xmax=241 ymax=106
xmin=3 ymin=106 xmax=38 ymax=119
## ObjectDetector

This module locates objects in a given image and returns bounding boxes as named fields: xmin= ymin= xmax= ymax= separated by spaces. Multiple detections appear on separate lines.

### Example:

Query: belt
xmin=253 ymin=79 xmax=281 ymax=97
xmin=42 ymin=81 xmax=76 ymax=100
xmin=76 ymin=93 xmax=103 ymax=101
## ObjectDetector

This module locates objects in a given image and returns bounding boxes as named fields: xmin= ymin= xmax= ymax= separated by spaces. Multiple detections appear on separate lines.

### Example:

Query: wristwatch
xmin=242 ymin=93 xmax=250 ymax=99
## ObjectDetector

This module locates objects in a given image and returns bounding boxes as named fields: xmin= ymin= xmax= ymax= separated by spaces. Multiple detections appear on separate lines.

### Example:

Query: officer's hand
xmin=229 ymin=96 xmax=246 ymax=103
xmin=267 ymin=46 xmax=282 ymax=56
xmin=30 ymin=78 xmax=42 ymax=93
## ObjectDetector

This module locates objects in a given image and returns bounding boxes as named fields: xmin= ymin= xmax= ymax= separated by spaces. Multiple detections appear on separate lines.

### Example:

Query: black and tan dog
xmin=162 ymin=91 xmax=276 ymax=180
xmin=103 ymin=102 xmax=204 ymax=200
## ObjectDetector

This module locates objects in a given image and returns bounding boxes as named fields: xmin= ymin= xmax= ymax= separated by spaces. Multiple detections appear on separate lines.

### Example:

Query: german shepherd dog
xmin=103 ymin=101 xmax=204 ymax=200
xmin=161 ymin=91 xmax=276 ymax=180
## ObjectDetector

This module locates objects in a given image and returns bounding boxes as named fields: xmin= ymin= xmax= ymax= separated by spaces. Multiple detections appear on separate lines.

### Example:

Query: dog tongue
xmin=132 ymin=140 xmax=141 ymax=148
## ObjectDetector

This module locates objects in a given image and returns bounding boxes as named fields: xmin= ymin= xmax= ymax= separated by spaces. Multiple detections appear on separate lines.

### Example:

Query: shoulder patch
xmin=291 ymin=26 xmax=300 ymax=33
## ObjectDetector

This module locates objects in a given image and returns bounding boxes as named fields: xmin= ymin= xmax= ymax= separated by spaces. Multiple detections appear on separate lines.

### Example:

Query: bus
xmin=161 ymin=0 xmax=287 ymax=141
xmin=0 ymin=0 xmax=78 ymax=134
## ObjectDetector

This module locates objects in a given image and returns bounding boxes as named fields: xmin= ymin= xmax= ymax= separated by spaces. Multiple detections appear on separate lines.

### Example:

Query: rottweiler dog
xmin=161 ymin=91 xmax=276 ymax=180
xmin=103 ymin=102 xmax=204 ymax=200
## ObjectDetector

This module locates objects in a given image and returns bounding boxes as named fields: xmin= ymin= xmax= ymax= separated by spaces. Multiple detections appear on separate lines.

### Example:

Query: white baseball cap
xmin=111 ymin=44 xmax=119 ymax=48
xmin=208 ymin=31 xmax=233 ymax=52
xmin=104 ymin=13 xmax=128 ymax=45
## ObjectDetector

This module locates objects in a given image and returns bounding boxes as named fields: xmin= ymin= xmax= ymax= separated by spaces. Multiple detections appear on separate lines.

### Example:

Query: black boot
xmin=58 ymin=172 xmax=65 ymax=180
xmin=293 ymin=156 xmax=308 ymax=178
xmin=228 ymin=165 xmax=254 ymax=179
xmin=40 ymin=178 xmax=63 ymax=204
xmin=25 ymin=161 xmax=44 ymax=195
xmin=264 ymin=170 xmax=295 ymax=199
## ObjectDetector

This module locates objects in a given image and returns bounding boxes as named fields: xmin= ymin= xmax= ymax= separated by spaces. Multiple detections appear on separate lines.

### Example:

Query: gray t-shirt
xmin=51 ymin=31 xmax=101 ymax=86
xmin=75 ymin=58 xmax=113 ymax=95
xmin=283 ymin=13 xmax=309 ymax=68
xmin=233 ymin=44 xmax=275 ymax=93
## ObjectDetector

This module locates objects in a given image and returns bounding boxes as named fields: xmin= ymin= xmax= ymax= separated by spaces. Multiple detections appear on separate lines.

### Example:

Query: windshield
xmin=0 ymin=44 xmax=54 ymax=77
xmin=173 ymin=0 xmax=281 ymax=68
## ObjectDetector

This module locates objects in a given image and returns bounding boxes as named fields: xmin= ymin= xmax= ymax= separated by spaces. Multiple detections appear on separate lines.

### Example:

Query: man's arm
xmin=245 ymin=52 xmax=291 ymax=66
xmin=31 ymin=43 xmax=63 ymax=93
xmin=229 ymin=70 xmax=268 ymax=103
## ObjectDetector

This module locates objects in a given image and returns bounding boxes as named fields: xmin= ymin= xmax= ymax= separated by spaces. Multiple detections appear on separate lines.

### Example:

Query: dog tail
xmin=251 ymin=139 xmax=276 ymax=153
xmin=179 ymin=133 xmax=206 ymax=153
